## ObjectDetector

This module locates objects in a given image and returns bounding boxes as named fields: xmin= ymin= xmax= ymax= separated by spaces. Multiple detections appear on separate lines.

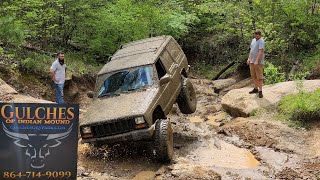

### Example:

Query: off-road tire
xmin=177 ymin=77 xmax=197 ymax=114
xmin=154 ymin=119 xmax=173 ymax=162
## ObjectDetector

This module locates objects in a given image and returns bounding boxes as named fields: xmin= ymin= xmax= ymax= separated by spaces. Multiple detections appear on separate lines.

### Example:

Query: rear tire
xmin=177 ymin=77 xmax=197 ymax=114
xmin=154 ymin=119 xmax=173 ymax=162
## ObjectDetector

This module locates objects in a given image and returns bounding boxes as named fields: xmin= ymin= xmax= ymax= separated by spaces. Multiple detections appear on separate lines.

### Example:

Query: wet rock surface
xmin=221 ymin=80 xmax=320 ymax=117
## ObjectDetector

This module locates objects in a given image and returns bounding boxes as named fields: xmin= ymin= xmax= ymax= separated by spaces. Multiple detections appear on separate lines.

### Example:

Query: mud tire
xmin=177 ymin=77 xmax=197 ymax=114
xmin=154 ymin=119 xmax=173 ymax=162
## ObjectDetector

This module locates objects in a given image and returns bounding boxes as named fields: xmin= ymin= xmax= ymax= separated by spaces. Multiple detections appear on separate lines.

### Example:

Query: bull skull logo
xmin=3 ymin=123 xmax=73 ymax=169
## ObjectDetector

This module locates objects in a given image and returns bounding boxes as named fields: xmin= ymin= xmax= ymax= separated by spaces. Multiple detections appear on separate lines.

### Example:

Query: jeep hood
xmin=81 ymin=88 xmax=157 ymax=125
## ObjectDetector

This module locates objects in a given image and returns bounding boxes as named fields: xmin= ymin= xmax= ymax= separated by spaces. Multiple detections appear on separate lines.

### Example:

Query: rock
xmin=77 ymin=166 xmax=86 ymax=177
xmin=155 ymin=166 xmax=167 ymax=175
xmin=82 ymin=172 xmax=90 ymax=177
xmin=0 ymin=78 xmax=18 ymax=95
xmin=80 ymin=109 xmax=87 ymax=114
xmin=221 ymin=80 xmax=320 ymax=117
xmin=220 ymin=78 xmax=252 ymax=95
xmin=218 ymin=128 xmax=232 ymax=137
xmin=212 ymin=78 xmax=237 ymax=93
xmin=205 ymin=104 xmax=222 ymax=114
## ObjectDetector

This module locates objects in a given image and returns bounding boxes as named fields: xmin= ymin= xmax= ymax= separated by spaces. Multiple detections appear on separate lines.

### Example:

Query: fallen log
xmin=212 ymin=61 xmax=236 ymax=80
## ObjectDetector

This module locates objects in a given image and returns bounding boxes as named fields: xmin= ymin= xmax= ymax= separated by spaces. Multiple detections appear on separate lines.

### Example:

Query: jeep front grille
xmin=91 ymin=119 xmax=136 ymax=138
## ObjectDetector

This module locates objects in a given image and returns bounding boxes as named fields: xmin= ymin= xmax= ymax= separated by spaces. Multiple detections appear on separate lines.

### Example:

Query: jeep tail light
xmin=134 ymin=123 xmax=147 ymax=129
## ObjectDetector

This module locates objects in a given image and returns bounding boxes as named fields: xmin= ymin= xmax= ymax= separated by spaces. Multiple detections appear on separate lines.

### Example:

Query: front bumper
xmin=81 ymin=126 xmax=155 ymax=144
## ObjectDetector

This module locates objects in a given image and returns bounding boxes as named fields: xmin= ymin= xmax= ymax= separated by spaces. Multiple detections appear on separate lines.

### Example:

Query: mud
xmin=76 ymin=78 xmax=320 ymax=180
xmin=1 ymin=69 xmax=319 ymax=179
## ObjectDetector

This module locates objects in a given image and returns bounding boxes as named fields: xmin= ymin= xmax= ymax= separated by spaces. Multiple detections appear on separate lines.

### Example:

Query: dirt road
xmin=77 ymin=79 xmax=320 ymax=180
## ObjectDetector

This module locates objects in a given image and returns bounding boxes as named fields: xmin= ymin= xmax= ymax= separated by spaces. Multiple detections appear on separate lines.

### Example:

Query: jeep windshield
xmin=98 ymin=66 xmax=154 ymax=98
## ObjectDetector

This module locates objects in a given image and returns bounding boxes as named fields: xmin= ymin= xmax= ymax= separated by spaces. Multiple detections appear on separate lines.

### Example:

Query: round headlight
xmin=82 ymin=126 xmax=92 ymax=134
xmin=135 ymin=117 xmax=145 ymax=124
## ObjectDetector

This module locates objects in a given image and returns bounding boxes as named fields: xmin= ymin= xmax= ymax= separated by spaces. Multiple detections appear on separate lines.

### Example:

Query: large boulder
xmin=212 ymin=78 xmax=237 ymax=93
xmin=220 ymin=78 xmax=252 ymax=95
xmin=221 ymin=80 xmax=320 ymax=117
xmin=0 ymin=78 xmax=18 ymax=96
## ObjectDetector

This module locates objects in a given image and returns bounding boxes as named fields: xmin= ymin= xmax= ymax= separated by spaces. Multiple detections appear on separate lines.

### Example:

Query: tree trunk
xmin=311 ymin=0 xmax=317 ymax=15
xmin=212 ymin=61 xmax=236 ymax=80
xmin=248 ymin=0 xmax=256 ymax=31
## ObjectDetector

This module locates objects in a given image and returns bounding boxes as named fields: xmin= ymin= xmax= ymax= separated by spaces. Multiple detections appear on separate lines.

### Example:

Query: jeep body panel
xmin=97 ymin=36 xmax=189 ymax=76
xmin=81 ymin=87 xmax=158 ymax=126
xmin=80 ymin=36 xmax=190 ymax=144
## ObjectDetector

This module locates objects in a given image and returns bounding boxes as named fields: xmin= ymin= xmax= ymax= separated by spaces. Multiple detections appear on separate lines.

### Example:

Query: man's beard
xmin=59 ymin=58 xmax=64 ymax=65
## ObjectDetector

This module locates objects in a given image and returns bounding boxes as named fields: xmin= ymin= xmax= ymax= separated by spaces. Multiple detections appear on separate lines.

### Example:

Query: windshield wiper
xmin=128 ymin=88 xmax=136 ymax=91
xmin=99 ymin=92 xmax=120 ymax=98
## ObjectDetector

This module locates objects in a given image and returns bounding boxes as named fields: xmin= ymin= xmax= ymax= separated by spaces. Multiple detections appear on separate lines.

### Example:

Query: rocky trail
xmin=1 ymin=75 xmax=320 ymax=180
xmin=76 ymin=78 xmax=320 ymax=180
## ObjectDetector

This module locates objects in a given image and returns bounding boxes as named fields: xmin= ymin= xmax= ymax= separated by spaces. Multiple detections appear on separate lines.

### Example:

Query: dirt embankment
xmin=0 ymin=62 xmax=95 ymax=108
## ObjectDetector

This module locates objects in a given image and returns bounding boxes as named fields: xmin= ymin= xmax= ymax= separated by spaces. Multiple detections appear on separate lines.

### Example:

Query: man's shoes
xmin=249 ymin=88 xmax=259 ymax=94
xmin=258 ymin=91 xmax=263 ymax=98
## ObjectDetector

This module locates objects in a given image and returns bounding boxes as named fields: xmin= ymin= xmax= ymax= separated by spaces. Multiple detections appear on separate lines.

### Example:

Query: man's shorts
xmin=250 ymin=64 xmax=264 ymax=80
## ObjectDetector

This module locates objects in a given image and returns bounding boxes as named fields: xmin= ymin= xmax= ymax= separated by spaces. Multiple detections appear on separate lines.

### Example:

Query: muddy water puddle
xmin=189 ymin=116 xmax=203 ymax=123
xmin=78 ymin=143 xmax=161 ymax=179
xmin=189 ymin=139 xmax=260 ymax=169
xmin=132 ymin=171 xmax=156 ymax=180
xmin=189 ymin=113 xmax=227 ymax=126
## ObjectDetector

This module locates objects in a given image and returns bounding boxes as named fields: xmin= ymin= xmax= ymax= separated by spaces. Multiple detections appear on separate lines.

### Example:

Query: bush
xmin=304 ymin=46 xmax=320 ymax=70
xmin=18 ymin=50 xmax=102 ymax=76
xmin=289 ymin=71 xmax=310 ymax=81
xmin=264 ymin=62 xmax=286 ymax=85
xmin=278 ymin=87 xmax=320 ymax=123
xmin=193 ymin=61 xmax=215 ymax=79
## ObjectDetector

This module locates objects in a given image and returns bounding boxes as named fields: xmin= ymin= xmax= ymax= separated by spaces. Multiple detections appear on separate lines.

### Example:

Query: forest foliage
xmin=0 ymin=0 xmax=319 ymax=75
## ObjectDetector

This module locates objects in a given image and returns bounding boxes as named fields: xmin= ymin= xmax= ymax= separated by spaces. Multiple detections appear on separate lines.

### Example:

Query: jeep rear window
xmin=98 ymin=66 xmax=153 ymax=97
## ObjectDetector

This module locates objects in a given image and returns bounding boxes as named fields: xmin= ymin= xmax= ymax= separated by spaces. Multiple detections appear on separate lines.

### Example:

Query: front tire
xmin=154 ymin=119 xmax=173 ymax=162
xmin=177 ymin=77 xmax=197 ymax=114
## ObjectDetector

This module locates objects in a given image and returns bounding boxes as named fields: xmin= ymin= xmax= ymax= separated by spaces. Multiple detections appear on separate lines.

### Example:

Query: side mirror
xmin=159 ymin=74 xmax=171 ymax=86
xmin=87 ymin=91 xmax=95 ymax=98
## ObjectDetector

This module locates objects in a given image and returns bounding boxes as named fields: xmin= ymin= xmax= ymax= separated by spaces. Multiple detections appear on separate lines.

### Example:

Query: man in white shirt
xmin=247 ymin=29 xmax=265 ymax=98
xmin=50 ymin=52 xmax=66 ymax=104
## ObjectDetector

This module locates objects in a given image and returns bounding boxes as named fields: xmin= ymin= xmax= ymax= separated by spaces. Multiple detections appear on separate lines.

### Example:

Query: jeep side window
xmin=166 ymin=40 xmax=181 ymax=61
xmin=155 ymin=59 xmax=166 ymax=79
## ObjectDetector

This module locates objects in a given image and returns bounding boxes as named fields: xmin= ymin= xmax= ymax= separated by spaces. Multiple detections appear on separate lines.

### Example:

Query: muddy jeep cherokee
xmin=80 ymin=36 xmax=196 ymax=162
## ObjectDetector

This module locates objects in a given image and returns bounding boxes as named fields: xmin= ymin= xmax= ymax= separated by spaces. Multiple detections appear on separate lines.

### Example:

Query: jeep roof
xmin=97 ymin=36 xmax=173 ymax=75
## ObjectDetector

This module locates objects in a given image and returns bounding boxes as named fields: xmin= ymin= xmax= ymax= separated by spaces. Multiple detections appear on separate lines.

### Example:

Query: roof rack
xmin=111 ymin=48 xmax=158 ymax=61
